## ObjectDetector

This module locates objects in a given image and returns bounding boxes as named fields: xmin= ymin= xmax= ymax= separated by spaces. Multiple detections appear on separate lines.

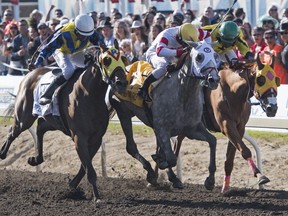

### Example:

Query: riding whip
xmin=211 ymin=0 xmax=238 ymax=34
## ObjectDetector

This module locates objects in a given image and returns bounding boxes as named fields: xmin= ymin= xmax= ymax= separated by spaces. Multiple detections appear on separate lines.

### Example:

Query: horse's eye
xmin=275 ymin=77 xmax=280 ymax=87
xmin=103 ymin=57 xmax=112 ymax=67
xmin=256 ymin=75 xmax=266 ymax=87
xmin=196 ymin=53 xmax=204 ymax=63
xmin=121 ymin=56 xmax=129 ymax=66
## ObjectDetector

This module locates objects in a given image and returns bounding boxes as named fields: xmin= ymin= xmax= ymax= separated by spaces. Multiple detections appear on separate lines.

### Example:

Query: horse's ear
xmin=114 ymin=39 xmax=119 ymax=50
xmin=256 ymin=53 xmax=264 ymax=70
xmin=100 ymin=42 xmax=108 ymax=52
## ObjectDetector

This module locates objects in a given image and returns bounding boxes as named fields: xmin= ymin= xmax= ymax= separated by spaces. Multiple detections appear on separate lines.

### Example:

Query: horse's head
xmin=253 ymin=55 xmax=280 ymax=117
xmin=187 ymin=40 xmax=220 ymax=90
xmin=98 ymin=40 xmax=128 ymax=93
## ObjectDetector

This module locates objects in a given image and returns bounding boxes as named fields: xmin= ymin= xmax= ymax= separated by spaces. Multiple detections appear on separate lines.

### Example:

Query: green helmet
xmin=218 ymin=21 xmax=239 ymax=46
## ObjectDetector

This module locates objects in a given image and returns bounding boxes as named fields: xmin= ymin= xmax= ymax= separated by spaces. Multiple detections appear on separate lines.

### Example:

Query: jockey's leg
xmin=137 ymin=56 xmax=168 ymax=100
xmin=39 ymin=74 xmax=66 ymax=105
xmin=137 ymin=73 xmax=157 ymax=100
xmin=40 ymin=51 xmax=75 ymax=105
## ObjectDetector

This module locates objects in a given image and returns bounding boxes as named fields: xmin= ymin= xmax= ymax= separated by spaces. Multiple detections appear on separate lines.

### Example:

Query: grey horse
xmin=108 ymin=40 xmax=220 ymax=190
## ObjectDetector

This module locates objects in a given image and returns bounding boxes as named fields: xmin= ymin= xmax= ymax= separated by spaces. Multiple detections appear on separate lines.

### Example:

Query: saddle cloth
xmin=32 ymin=69 xmax=62 ymax=117
xmin=114 ymin=60 xmax=154 ymax=107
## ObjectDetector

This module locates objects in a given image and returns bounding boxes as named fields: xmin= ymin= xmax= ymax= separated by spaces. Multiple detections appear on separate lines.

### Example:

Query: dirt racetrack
xmin=0 ymin=124 xmax=288 ymax=215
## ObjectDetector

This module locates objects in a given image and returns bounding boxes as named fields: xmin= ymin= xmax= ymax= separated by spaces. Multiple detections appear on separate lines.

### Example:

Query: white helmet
xmin=74 ymin=14 xmax=94 ymax=36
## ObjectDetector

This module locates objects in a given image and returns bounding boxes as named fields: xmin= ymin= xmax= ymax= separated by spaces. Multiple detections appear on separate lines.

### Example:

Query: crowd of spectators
xmin=0 ymin=4 xmax=287 ymax=83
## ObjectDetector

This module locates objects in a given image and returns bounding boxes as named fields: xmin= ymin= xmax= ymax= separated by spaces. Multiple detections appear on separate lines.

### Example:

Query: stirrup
xmin=137 ymin=88 xmax=152 ymax=102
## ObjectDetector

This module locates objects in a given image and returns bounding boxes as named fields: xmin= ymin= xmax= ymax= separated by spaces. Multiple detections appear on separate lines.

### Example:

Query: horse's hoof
xmin=146 ymin=175 xmax=158 ymax=186
xmin=204 ymin=177 xmax=215 ymax=191
xmin=258 ymin=175 xmax=270 ymax=185
xmin=28 ymin=156 xmax=43 ymax=166
xmin=0 ymin=153 xmax=6 ymax=160
xmin=172 ymin=180 xmax=184 ymax=189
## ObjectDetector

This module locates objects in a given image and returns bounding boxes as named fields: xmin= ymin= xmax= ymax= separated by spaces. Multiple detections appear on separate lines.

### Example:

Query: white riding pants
xmin=53 ymin=50 xmax=86 ymax=80
xmin=147 ymin=53 xmax=173 ymax=79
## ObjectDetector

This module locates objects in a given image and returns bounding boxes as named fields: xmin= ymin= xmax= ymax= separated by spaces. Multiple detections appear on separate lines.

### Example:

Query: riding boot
xmin=39 ymin=74 xmax=66 ymax=105
xmin=137 ymin=73 xmax=157 ymax=101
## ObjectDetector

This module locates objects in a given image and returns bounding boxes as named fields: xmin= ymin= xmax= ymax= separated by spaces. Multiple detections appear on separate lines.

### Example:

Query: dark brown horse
xmin=166 ymin=57 xmax=279 ymax=192
xmin=0 ymin=41 xmax=128 ymax=201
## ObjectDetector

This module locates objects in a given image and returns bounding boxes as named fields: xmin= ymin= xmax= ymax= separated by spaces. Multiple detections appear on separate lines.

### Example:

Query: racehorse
xmin=0 ymin=40 xmax=128 ymax=201
xmin=108 ymin=40 xmax=220 ymax=190
xmin=167 ymin=56 xmax=279 ymax=192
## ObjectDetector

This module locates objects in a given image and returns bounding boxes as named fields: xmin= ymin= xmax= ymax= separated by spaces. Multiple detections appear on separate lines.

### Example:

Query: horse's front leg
xmin=117 ymin=112 xmax=158 ymax=186
xmin=152 ymin=129 xmax=177 ymax=170
xmin=222 ymin=124 xmax=270 ymax=192
xmin=186 ymin=123 xmax=217 ymax=191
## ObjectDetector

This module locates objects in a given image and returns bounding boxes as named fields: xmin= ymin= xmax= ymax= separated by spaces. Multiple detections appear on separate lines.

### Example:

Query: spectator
xmin=183 ymin=9 xmax=196 ymax=23
xmin=113 ymin=19 xmax=130 ymax=44
xmin=250 ymin=27 xmax=266 ymax=57
xmin=119 ymin=39 xmax=137 ymax=64
xmin=143 ymin=11 xmax=155 ymax=35
xmin=0 ymin=28 xmax=9 ymax=75
xmin=54 ymin=9 xmax=63 ymax=19
xmin=233 ymin=17 xmax=243 ymax=26
xmin=2 ymin=9 xmax=14 ymax=27
xmin=153 ymin=13 xmax=166 ymax=30
xmin=28 ymin=9 xmax=43 ymax=29
xmin=240 ymin=26 xmax=254 ymax=47
xmin=4 ymin=21 xmax=19 ymax=43
xmin=234 ymin=8 xmax=246 ymax=21
xmin=148 ymin=24 xmax=163 ymax=46
xmin=172 ymin=9 xmax=184 ymax=26
xmin=97 ymin=20 xmax=115 ymax=46
xmin=203 ymin=6 xmax=214 ymax=23
xmin=88 ymin=11 xmax=98 ymax=28
xmin=112 ymin=12 xmax=122 ymax=24
xmin=268 ymin=4 xmax=281 ymax=23
xmin=279 ymin=19 xmax=288 ymax=72
xmin=261 ymin=30 xmax=288 ymax=84
xmin=8 ymin=19 xmax=30 ymax=76
xmin=130 ymin=20 xmax=148 ymax=61
xmin=257 ymin=15 xmax=279 ymax=31
xmin=48 ymin=18 xmax=60 ymax=32
xmin=243 ymin=21 xmax=253 ymax=36
xmin=28 ymin=22 xmax=51 ymax=65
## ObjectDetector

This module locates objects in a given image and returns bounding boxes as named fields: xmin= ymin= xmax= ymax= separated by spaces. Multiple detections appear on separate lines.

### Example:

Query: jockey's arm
xmin=156 ymin=37 xmax=183 ymax=57
xmin=34 ymin=33 xmax=63 ymax=67
xmin=89 ymin=31 xmax=104 ymax=46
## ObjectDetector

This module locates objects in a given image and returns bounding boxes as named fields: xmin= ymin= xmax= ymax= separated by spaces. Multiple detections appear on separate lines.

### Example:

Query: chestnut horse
xmin=0 ymin=41 xmax=128 ymax=201
xmin=167 ymin=57 xmax=279 ymax=192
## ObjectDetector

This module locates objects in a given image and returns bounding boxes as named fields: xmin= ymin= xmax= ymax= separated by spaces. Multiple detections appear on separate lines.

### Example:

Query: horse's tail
xmin=3 ymin=92 xmax=16 ymax=121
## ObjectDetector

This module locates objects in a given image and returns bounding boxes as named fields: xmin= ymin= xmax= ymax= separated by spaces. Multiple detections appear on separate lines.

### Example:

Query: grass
xmin=2 ymin=117 xmax=288 ymax=142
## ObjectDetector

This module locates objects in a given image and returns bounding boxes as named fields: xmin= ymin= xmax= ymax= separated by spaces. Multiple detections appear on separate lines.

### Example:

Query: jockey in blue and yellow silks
xmin=33 ymin=14 xmax=103 ymax=105
xmin=202 ymin=21 xmax=254 ymax=63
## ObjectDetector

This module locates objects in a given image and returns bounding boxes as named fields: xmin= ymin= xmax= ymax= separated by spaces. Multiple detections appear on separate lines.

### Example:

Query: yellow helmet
xmin=179 ymin=23 xmax=198 ymax=42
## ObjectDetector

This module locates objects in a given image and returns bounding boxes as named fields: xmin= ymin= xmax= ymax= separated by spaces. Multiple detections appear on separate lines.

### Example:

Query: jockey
xmin=137 ymin=23 xmax=211 ymax=101
xmin=32 ymin=14 xmax=103 ymax=105
xmin=201 ymin=21 xmax=254 ymax=63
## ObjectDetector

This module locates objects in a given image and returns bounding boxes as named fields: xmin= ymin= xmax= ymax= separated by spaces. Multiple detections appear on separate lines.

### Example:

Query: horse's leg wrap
xmin=221 ymin=175 xmax=231 ymax=193
xmin=247 ymin=157 xmax=260 ymax=177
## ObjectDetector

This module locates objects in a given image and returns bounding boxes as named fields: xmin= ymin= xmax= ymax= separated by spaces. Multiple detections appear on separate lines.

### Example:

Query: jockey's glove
xmin=245 ymin=52 xmax=254 ymax=62
xmin=34 ymin=55 xmax=45 ymax=67
xmin=176 ymin=49 xmax=185 ymax=57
